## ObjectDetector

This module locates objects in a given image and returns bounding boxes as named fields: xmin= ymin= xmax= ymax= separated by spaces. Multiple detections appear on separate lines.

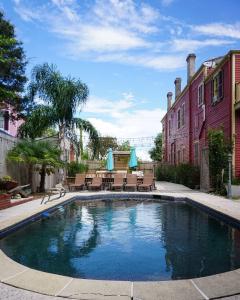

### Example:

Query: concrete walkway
xmin=1 ymin=182 xmax=240 ymax=300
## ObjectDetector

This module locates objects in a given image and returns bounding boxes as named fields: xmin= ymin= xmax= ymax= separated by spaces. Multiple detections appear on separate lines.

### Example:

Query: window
xmin=168 ymin=119 xmax=171 ymax=136
xmin=177 ymin=150 xmax=181 ymax=164
xmin=198 ymin=83 xmax=204 ymax=106
xmin=194 ymin=142 xmax=199 ymax=165
xmin=212 ymin=70 xmax=224 ymax=104
xmin=0 ymin=111 xmax=9 ymax=131
xmin=182 ymin=148 xmax=185 ymax=162
xmin=0 ymin=112 xmax=4 ymax=129
xmin=177 ymin=109 xmax=181 ymax=129
xmin=181 ymin=103 xmax=185 ymax=126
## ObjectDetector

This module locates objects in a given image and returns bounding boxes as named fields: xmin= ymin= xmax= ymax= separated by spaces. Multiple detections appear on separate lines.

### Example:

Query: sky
xmin=1 ymin=0 xmax=240 ymax=160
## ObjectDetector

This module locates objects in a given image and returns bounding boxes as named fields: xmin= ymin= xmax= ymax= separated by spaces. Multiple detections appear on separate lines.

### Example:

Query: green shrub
xmin=175 ymin=163 xmax=200 ymax=189
xmin=208 ymin=129 xmax=232 ymax=194
xmin=67 ymin=161 xmax=88 ymax=177
xmin=232 ymin=177 xmax=240 ymax=185
xmin=156 ymin=163 xmax=200 ymax=189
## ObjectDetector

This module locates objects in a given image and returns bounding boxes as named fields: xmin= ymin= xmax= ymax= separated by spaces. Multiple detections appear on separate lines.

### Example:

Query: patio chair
xmin=125 ymin=174 xmax=137 ymax=191
xmin=41 ymin=183 xmax=66 ymax=204
xmin=88 ymin=177 xmax=103 ymax=191
xmin=69 ymin=174 xmax=86 ymax=191
xmin=111 ymin=174 xmax=124 ymax=191
xmin=138 ymin=175 xmax=154 ymax=192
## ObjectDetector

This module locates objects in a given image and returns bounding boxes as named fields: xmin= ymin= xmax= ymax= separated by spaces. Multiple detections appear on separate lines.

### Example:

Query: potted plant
xmin=0 ymin=190 xmax=11 ymax=209
xmin=0 ymin=176 xmax=18 ymax=191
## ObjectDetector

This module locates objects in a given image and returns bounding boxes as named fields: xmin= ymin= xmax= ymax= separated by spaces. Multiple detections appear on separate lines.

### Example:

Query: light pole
xmin=228 ymin=153 xmax=232 ymax=199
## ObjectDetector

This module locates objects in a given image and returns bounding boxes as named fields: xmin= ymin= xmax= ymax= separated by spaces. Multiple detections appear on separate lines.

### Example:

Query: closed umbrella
xmin=129 ymin=147 xmax=138 ymax=168
xmin=106 ymin=148 xmax=114 ymax=171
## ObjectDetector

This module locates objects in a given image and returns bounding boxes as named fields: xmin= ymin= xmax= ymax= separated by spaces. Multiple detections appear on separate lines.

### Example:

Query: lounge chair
xmin=125 ymin=174 xmax=137 ymax=191
xmin=138 ymin=176 xmax=154 ymax=192
xmin=88 ymin=177 xmax=103 ymax=191
xmin=69 ymin=174 xmax=86 ymax=191
xmin=111 ymin=174 xmax=124 ymax=191
xmin=41 ymin=183 xmax=66 ymax=204
xmin=8 ymin=184 xmax=31 ymax=198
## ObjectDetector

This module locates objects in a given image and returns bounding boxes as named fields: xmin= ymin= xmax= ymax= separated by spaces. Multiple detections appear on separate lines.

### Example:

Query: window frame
xmin=193 ymin=141 xmax=199 ymax=166
xmin=181 ymin=103 xmax=185 ymax=127
xmin=0 ymin=112 xmax=4 ymax=129
xmin=198 ymin=82 xmax=204 ymax=107
xmin=177 ymin=109 xmax=181 ymax=129
xmin=212 ymin=70 xmax=224 ymax=105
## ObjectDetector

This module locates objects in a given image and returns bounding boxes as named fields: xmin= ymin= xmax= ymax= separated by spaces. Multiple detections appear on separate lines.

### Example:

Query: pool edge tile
xmin=3 ymin=268 xmax=71 ymax=296
xmin=193 ymin=270 xmax=240 ymax=299
xmin=133 ymin=280 xmax=206 ymax=300
xmin=58 ymin=278 xmax=132 ymax=300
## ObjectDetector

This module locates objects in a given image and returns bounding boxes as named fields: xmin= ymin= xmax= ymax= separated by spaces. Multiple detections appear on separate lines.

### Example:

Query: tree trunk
xmin=39 ymin=164 xmax=46 ymax=193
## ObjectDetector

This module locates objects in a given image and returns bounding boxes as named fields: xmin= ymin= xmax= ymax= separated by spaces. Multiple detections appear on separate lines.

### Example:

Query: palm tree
xmin=19 ymin=63 xmax=99 ymax=160
xmin=7 ymin=139 xmax=63 ymax=192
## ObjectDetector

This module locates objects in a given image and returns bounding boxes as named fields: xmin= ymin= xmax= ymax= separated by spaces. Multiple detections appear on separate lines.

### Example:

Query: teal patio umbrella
xmin=106 ymin=148 xmax=114 ymax=171
xmin=129 ymin=147 xmax=138 ymax=169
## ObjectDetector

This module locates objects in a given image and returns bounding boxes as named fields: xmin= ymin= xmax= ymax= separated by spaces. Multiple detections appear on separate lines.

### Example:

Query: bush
xmin=208 ymin=129 xmax=232 ymax=194
xmin=156 ymin=163 xmax=200 ymax=189
xmin=67 ymin=161 xmax=88 ymax=177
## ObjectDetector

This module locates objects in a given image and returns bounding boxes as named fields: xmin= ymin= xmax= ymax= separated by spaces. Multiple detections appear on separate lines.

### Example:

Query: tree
xmin=7 ymin=139 xmax=63 ymax=192
xmin=149 ymin=133 xmax=162 ymax=161
xmin=117 ymin=140 xmax=131 ymax=151
xmin=18 ymin=63 xmax=99 ymax=159
xmin=0 ymin=11 xmax=27 ymax=110
xmin=88 ymin=136 xmax=118 ymax=159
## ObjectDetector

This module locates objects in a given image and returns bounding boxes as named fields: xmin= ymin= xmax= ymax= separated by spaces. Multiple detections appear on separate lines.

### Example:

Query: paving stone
xmin=58 ymin=278 xmax=131 ymax=300
xmin=3 ymin=269 xmax=71 ymax=296
xmin=133 ymin=280 xmax=205 ymax=300
xmin=193 ymin=270 xmax=240 ymax=299
xmin=0 ymin=282 xmax=59 ymax=299
xmin=0 ymin=250 xmax=27 ymax=281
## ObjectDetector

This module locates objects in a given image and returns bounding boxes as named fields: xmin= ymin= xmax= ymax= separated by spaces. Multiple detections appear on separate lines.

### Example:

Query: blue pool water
xmin=1 ymin=199 xmax=240 ymax=281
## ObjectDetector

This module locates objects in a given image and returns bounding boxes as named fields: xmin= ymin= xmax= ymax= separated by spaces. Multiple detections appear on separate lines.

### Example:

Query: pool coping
xmin=1 ymin=191 xmax=240 ymax=300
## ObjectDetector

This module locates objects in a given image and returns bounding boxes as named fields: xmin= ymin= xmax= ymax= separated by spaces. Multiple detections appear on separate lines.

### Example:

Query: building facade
xmin=162 ymin=50 xmax=240 ymax=178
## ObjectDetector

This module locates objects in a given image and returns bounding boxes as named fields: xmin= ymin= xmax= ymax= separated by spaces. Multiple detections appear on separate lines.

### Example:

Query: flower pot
xmin=0 ymin=193 xmax=11 ymax=209
xmin=2 ymin=181 xmax=18 ymax=191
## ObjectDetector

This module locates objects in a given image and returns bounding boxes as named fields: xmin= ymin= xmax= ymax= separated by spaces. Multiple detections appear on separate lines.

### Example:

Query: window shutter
xmin=211 ymin=80 xmax=214 ymax=103
xmin=4 ymin=111 xmax=9 ymax=131
xmin=218 ymin=70 xmax=224 ymax=99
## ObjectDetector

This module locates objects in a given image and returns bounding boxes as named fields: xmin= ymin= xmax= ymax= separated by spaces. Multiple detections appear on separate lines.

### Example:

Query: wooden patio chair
xmin=138 ymin=175 xmax=154 ymax=192
xmin=69 ymin=173 xmax=86 ymax=191
xmin=111 ymin=174 xmax=124 ymax=191
xmin=88 ymin=177 xmax=103 ymax=191
xmin=125 ymin=174 xmax=137 ymax=191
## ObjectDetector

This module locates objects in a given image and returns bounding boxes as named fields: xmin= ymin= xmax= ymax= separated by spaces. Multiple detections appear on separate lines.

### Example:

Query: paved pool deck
xmin=1 ymin=182 xmax=240 ymax=300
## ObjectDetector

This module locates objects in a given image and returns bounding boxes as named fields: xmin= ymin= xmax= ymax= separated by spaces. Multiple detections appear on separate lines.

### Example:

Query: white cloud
xmin=12 ymin=0 xmax=239 ymax=72
xmin=171 ymin=38 xmax=235 ymax=52
xmin=193 ymin=23 xmax=240 ymax=39
xmin=81 ymin=93 xmax=166 ymax=160
xmin=162 ymin=0 xmax=175 ymax=7
xmin=83 ymin=94 xmax=136 ymax=117
xmin=95 ymin=53 xmax=186 ymax=70
xmin=60 ymin=25 xmax=149 ymax=53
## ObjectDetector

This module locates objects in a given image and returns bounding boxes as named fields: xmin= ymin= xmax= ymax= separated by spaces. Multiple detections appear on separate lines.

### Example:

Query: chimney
xmin=167 ymin=92 xmax=173 ymax=111
xmin=174 ymin=77 xmax=181 ymax=99
xmin=186 ymin=53 xmax=196 ymax=83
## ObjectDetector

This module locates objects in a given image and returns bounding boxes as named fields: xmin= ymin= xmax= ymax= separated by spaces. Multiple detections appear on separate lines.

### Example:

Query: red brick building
xmin=161 ymin=50 xmax=240 ymax=178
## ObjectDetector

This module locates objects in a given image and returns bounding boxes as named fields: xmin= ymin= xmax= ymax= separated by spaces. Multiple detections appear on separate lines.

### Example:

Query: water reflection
xmin=1 ymin=200 xmax=240 ymax=281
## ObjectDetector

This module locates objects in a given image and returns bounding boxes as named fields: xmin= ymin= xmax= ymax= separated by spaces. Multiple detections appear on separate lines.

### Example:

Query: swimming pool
xmin=1 ymin=198 xmax=240 ymax=281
